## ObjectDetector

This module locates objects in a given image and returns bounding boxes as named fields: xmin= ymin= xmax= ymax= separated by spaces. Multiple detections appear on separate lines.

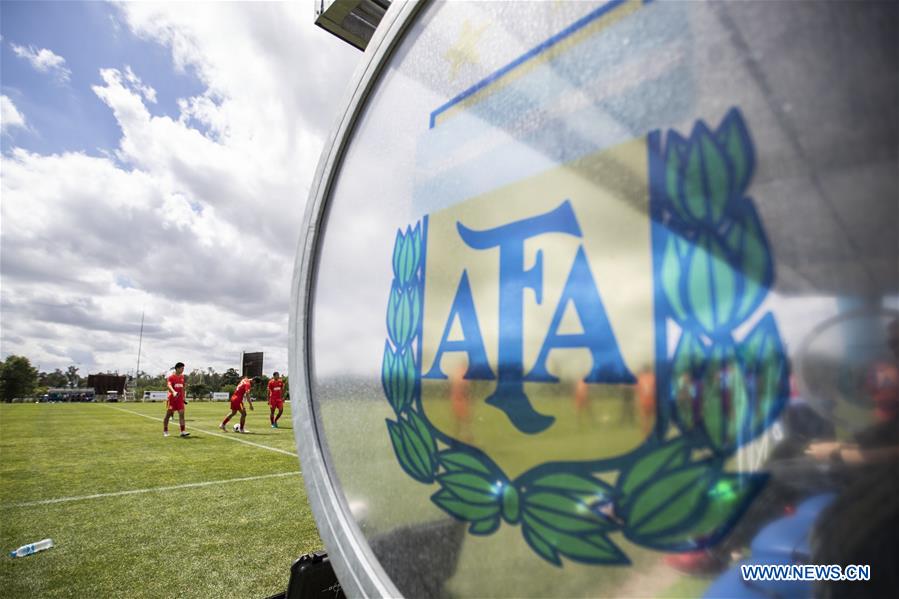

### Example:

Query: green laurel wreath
xmin=382 ymin=109 xmax=787 ymax=566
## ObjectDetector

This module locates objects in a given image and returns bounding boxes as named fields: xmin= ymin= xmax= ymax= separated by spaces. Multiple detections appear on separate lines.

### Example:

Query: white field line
xmin=105 ymin=405 xmax=297 ymax=458
xmin=5 ymin=472 xmax=298 ymax=508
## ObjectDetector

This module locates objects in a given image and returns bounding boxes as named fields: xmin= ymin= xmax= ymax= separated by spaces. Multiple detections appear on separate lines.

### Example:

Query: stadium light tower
xmin=314 ymin=0 xmax=390 ymax=51
xmin=135 ymin=309 xmax=144 ymax=379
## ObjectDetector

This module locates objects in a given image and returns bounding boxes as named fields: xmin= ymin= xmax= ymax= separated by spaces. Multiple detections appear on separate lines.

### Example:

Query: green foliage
xmin=521 ymin=513 xmax=626 ymax=566
xmin=198 ymin=367 xmax=223 ymax=392
xmin=434 ymin=450 xmax=505 ymax=531
xmin=662 ymin=110 xmax=772 ymax=338
xmin=661 ymin=110 xmax=782 ymax=459
xmin=392 ymin=224 xmax=422 ymax=286
xmin=221 ymin=368 xmax=241 ymax=388
xmin=684 ymin=130 xmax=730 ymax=223
xmin=664 ymin=138 xmax=688 ymax=223
xmin=623 ymin=462 xmax=712 ymax=537
xmin=439 ymin=451 xmax=493 ymax=475
xmin=670 ymin=332 xmax=706 ymax=431
xmin=64 ymin=366 xmax=81 ymax=389
xmin=38 ymin=369 xmax=68 ymax=389
xmin=387 ymin=413 xmax=436 ymax=483
xmin=715 ymin=109 xmax=753 ymax=195
xmin=667 ymin=111 xmax=754 ymax=230
xmin=0 ymin=355 xmax=39 ymax=402
xmin=522 ymin=488 xmax=614 ymax=534
xmin=502 ymin=482 xmax=520 ymax=523
xmin=640 ymin=473 xmax=765 ymax=550
xmin=723 ymin=207 xmax=769 ymax=323
xmin=686 ymin=234 xmax=737 ymax=333
xmin=432 ymin=489 xmax=500 ymax=522
xmin=515 ymin=471 xmax=623 ymax=564
xmin=387 ymin=284 xmax=421 ymax=348
xmin=431 ymin=456 xmax=505 ymax=529
xmin=669 ymin=319 xmax=786 ymax=454
xmin=135 ymin=370 xmax=168 ymax=399
xmin=432 ymin=446 xmax=628 ymax=565
xmin=617 ymin=438 xmax=690 ymax=499
xmin=251 ymin=376 xmax=270 ymax=401
xmin=438 ymin=471 xmax=499 ymax=505
xmin=660 ymin=235 xmax=688 ymax=322
xmin=384 ymin=223 xmax=429 ymax=482
xmin=381 ymin=345 xmax=415 ymax=414
xmin=740 ymin=313 xmax=788 ymax=436
xmin=187 ymin=382 xmax=209 ymax=400
xmin=619 ymin=454 xmax=765 ymax=551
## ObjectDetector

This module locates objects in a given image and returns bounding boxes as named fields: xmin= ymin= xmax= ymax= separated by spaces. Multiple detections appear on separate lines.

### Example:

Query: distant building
xmin=46 ymin=388 xmax=95 ymax=402
xmin=87 ymin=374 xmax=127 ymax=398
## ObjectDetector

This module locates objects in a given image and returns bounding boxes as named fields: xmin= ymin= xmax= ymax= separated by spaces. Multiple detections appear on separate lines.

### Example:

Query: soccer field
xmin=0 ymin=401 xmax=321 ymax=598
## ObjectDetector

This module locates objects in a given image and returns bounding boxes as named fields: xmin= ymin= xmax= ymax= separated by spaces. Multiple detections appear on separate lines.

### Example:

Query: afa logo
xmin=380 ymin=108 xmax=789 ymax=566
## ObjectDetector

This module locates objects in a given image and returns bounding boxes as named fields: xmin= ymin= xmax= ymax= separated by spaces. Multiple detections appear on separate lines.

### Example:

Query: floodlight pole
xmin=136 ymin=310 xmax=145 ymax=380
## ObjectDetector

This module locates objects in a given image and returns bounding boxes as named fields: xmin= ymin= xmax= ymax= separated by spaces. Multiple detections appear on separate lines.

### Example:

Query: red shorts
xmin=230 ymin=397 xmax=244 ymax=411
xmin=269 ymin=399 xmax=284 ymax=410
xmin=168 ymin=397 xmax=185 ymax=412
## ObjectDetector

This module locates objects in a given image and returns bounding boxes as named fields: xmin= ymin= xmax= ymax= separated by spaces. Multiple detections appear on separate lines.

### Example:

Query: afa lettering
xmin=422 ymin=270 xmax=496 ymax=381
xmin=424 ymin=201 xmax=634 ymax=434
xmin=525 ymin=245 xmax=635 ymax=386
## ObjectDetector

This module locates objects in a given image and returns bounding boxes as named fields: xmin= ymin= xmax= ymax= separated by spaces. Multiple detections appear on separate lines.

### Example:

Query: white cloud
xmin=1 ymin=95 xmax=27 ymax=133
xmin=117 ymin=2 xmax=359 ymax=144
xmin=10 ymin=43 xmax=72 ymax=82
xmin=0 ymin=2 xmax=361 ymax=376
xmin=123 ymin=65 xmax=157 ymax=104
xmin=1 ymin=143 xmax=287 ymax=371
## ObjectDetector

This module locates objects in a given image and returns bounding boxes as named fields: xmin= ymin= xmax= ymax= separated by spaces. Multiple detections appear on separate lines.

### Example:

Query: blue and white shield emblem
xmin=378 ymin=1 xmax=788 ymax=567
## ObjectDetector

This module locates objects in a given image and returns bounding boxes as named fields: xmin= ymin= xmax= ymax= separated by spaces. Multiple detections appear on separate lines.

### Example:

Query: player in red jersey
xmin=268 ymin=372 xmax=285 ymax=428
xmin=163 ymin=362 xmax=190 ymax=438
xmin=219 ymin=375 xmax=258 ymax=433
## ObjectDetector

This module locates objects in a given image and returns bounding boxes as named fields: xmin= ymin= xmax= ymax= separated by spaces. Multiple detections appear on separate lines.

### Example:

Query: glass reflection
xmin=308 ymin=1 xmax=897 ymax=597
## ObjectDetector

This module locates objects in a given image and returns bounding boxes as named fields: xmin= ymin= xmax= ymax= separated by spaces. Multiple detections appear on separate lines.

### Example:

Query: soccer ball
xmin=233 ymin=423 xmax=241 ymax=432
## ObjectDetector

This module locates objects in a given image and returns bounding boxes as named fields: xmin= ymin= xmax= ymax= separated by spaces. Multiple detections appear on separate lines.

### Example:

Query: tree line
xmin=0 ymin=355 xmax=287 ymax=402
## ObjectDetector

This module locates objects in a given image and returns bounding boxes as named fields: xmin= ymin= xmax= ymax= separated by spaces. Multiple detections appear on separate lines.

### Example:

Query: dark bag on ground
xmin=264 ymin=551 xmax=344 ymax=599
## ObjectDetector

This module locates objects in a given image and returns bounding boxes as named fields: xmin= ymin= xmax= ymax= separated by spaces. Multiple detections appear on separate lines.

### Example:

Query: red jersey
xmin=268 ymin=379 xmax=284 ymax=401
xmin=167 ymin=374 xmax=185 ymax=402
xmin=232 ymin=378 xmax=252 ymax=402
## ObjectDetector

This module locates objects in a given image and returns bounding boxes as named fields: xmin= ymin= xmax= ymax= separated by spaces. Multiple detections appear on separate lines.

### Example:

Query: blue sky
xmin=2 ymin=1 xmax=205 ymax=158
xmin=1 ymin=1 xmax=360 ymax=375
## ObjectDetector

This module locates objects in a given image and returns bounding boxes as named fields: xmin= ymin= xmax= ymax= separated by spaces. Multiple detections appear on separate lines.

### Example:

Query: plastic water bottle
xmin=9 ymin=539 xmax=54 ymax=558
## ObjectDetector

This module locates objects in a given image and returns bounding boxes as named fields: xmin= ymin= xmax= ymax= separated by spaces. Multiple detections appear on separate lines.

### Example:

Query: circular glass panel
xmin=295 ymin=1 xmax=898 ymax=597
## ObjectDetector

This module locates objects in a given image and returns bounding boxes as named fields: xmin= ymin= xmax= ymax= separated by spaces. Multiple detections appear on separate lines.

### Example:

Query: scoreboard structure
xmin=241 ymin=352 xmax=264 ymax=378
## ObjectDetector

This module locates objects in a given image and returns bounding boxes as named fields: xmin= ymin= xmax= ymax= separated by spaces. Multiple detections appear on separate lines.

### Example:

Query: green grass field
xmin=0 ymin=401 xmax=320 ymax=598
xmin=1 ymin=399 xmax=716 ymax=598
